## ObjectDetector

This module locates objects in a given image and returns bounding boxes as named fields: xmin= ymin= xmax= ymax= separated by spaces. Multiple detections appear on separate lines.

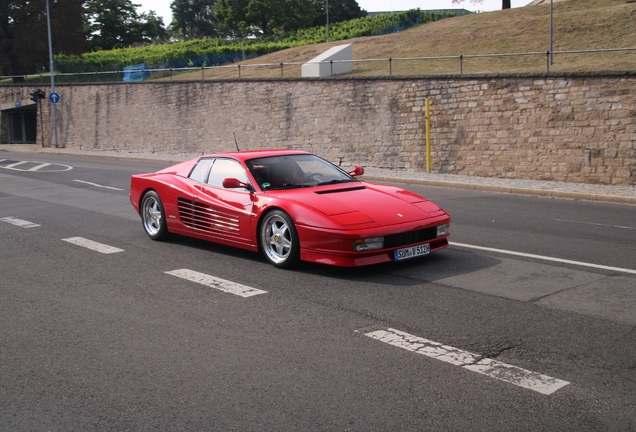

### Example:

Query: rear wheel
xmin=141 ymin=191 xmax=169 ymax=241
xmin=260 ymin=210 xmax=300 ymax=268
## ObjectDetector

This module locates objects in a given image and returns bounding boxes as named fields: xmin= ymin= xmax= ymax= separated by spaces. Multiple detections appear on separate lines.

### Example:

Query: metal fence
xmin=2 ymin=47 xmax=635 ymax=85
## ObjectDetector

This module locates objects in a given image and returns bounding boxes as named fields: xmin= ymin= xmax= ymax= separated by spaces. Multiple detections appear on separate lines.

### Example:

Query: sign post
xmin=425 ymin=98 xmax=432 ymax=174
xmin=30 ymin=89 xmax=46 ymax=146
xmin=45 ymin=0 xmax=59 ymax=147
xmin=48 ymin=92 xmax=60 ymax=104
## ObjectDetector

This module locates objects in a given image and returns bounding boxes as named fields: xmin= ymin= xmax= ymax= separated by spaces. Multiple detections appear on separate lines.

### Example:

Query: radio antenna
xmin=233 ymin=132 xmax=240 ymax=151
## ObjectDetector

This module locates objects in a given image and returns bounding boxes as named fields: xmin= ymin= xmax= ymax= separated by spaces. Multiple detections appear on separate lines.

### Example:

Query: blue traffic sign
xmin=15 ymin=100 xmax=22 ymax=107
xmin=49 ymin=92 xmax=60 ymax=104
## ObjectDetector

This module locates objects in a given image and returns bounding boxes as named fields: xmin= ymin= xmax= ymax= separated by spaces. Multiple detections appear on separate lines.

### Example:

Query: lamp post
xmin=45 ymin=0 xmax=58 ymax=147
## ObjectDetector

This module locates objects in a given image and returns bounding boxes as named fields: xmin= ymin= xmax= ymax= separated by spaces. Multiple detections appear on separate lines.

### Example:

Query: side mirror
xmin=348 ymin=166 xmax=365 ymax=177
xmin=222 ymin=178 xmax=251 ymax=190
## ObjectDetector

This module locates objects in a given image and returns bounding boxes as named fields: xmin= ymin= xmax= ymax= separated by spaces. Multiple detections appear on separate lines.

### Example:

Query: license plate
xmin=394 ymin=243 xmax=430 ymax=261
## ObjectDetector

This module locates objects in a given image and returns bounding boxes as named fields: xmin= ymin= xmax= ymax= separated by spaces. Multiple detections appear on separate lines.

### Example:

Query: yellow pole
xmin=425 ymin=98 xmax=431 ymax=173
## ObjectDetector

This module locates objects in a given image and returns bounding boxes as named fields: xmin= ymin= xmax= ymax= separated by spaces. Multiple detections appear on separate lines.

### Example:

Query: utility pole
xmin=549 ymin=0 xmax=554 ymax=65
xmin=326 ymin=0 xmax=330 ymax=42
xmin=45 ymin=0 xmax=59 ymax=147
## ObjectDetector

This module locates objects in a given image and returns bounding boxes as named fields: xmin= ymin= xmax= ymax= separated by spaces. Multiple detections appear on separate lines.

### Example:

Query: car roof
xmin=202 ymin=149 xmax=311 ymax=163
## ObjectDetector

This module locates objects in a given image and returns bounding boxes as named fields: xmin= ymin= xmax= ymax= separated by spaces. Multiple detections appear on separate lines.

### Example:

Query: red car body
xmin=130 ymin=150 xmax=450 ymax=268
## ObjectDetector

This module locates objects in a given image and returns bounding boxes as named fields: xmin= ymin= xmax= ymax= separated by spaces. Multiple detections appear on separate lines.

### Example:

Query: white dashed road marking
xmin=0 ymin=217 xmax=40 ymax=228
xmin=28 ymin=163 xmax=52 ymax=171
xmin=62 ymin=237 xmax=124 ymax=254
xmin=166 ymin=269 xmax=268 ymax=298
xmin=451 ymin=242 xmax=636 ymax=276
xmin=555 ymin=219 xmax=636 ymax=230
xmin=73 ymin=179 xmax=124 ymax=191
xmin=363 ymin=328 xmax=570 ymax=395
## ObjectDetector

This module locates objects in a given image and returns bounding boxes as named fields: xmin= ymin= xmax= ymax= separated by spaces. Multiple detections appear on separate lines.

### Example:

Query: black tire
xmin=140 ymin=190 xmax=169 ymax=241
xmin=259 ymin=210 xmax=300 ymax=268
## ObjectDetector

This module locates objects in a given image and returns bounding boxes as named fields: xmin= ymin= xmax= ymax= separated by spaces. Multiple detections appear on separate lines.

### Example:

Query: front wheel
xmin=259 ymin=210 xmax=300 ymax=268
xmin=141 ymin=190 xmax=169 ymax=241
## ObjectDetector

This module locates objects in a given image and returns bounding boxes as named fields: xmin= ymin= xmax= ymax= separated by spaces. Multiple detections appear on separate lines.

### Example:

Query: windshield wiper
xmin=268 ymin=183 xmax=312 ymax=190
xmin=316 ymin=179 xmax=356 ymax=186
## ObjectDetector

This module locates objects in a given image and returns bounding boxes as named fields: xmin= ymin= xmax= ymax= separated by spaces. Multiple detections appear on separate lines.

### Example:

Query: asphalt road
xmin=1 ymin=153 xmax=635 ymax=431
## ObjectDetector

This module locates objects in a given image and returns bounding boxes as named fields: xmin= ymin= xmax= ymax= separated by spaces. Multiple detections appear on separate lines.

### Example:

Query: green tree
xmin=313 ymin=0 xmax=366 ymax=28
xmin=275 ymin=0 xmax=317 ymax=32
xmin=0 ymin=0 xmax=85 ymax=76
xmin=85 ymin=0 xmax=166 ymax=51
xmin=138 ymin=10 xmax=168 ymax=41
xmin=170 ymin=0 xmax=218 ymax=40
xmin=215 ymin=0 xmax=250 ymax=37
xmin=216 ymin=0 xmax=325 ymax=37
xmin=245 ymin=0 xmax=283 ymax=36
xmin=53 ymin=0 xmax=88 ymax=55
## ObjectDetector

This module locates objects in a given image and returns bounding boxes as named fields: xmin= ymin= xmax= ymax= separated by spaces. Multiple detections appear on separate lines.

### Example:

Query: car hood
xmin=278 ymin=183 xmax=445 ymax=227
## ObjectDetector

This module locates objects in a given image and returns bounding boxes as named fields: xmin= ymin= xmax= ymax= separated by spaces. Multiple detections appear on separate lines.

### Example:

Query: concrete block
xmin=302 ymin=44 xmax=353 ymax=78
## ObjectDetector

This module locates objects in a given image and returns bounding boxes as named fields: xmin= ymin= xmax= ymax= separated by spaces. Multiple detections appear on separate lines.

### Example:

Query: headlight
xmin=437 ymin=224 xmax=449 ymax=237
xmin=353 ymin=237 xmax=384 ymax=252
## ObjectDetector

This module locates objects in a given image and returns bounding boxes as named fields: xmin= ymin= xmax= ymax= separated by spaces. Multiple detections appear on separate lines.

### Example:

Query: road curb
xmin=3 ymin=146 xmax=635 ymax=206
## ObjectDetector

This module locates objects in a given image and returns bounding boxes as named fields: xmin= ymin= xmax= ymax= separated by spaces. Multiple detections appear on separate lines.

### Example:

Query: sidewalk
xmin=2 ymin=144 xmax=635 ymax=205
xmin=362 ymin=167 xmax=636 ymax=205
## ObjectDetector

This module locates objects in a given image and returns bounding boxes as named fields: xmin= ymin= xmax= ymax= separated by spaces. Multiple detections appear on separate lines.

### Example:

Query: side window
xmin=207 ymin=158 xmax=249 ymax=189
xmin=189 ymin=158 xmax=213 ymax=183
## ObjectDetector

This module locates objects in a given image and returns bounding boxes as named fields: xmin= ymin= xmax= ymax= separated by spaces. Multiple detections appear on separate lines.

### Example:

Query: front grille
xmin=384 ymin=226 xmax=439 ymax=249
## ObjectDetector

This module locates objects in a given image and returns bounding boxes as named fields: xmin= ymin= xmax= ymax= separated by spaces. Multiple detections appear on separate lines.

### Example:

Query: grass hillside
xmin=181 ymin=0 xmax=636 ymax=80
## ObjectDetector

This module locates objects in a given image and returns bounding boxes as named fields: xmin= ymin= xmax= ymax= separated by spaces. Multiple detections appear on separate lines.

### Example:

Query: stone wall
xmin=1 ymin=72 xmax=635 ymax=185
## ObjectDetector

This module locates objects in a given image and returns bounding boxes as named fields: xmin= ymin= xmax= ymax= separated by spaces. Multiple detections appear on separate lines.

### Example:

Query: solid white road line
xmin=73 ymin=179 xmax=124 ymax=191
xmin=62 ymin=237 xmax=124 ymax=254
xmin=165 ymin=269 xmax=268 ymax=298
xmin=451 ymin=242 xmax=636 ymax=276
xmin=0 ymin=216 xmax=40 ymax=228
xmin=364 ymin=328 xmax=570 ymax=396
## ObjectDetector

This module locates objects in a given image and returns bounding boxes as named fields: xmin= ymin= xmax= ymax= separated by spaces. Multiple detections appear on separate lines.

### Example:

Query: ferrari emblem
xmin=274 ymin=235 xmax=280 ymax=242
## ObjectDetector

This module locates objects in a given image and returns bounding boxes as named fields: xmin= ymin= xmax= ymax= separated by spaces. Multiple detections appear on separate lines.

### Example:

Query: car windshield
xmin=245 ymin=154 xmax=358 ymax=190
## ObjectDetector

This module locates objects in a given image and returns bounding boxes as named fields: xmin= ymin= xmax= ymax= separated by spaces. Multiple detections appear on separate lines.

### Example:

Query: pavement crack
xmin=527 ymin=277 xmax=606 ymax=303
xmin=617 ymin=325 xmax=636 ymax=342
xmin=486 ymin=342 xmax=521 ymax=360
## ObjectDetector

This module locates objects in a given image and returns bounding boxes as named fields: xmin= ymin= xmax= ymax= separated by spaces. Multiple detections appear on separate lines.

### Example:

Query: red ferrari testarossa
xmin=130 ymin=150 xmax=450 ymax=268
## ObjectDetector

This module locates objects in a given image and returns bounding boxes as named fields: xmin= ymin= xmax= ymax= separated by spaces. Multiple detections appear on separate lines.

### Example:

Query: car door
xmin=192 ymin=158 xmax=256 ymax=246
